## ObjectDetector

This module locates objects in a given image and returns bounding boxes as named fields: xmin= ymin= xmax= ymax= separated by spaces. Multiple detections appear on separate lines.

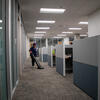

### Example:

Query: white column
xmin=46 ymin=38 xmax=48 ymax=48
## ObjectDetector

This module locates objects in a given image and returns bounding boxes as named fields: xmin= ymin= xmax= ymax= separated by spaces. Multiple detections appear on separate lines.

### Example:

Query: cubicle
xmin=73 ymin=36 xmax=100 ymax=100
xmin=39 ymin=48 xmax=43 ymax=62
xmin=48 ymin=46 xmax=55 ymax=67
xmin=42 ymin=47 xmax=48 ymax=62
xmin=56 ymin=43 xmax=73 ymax=76
xmin=39 ymin=47 xmax=48 ymax=62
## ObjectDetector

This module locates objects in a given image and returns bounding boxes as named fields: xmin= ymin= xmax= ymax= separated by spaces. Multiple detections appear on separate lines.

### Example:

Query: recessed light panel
xmin=34 ymin=31 xmax=46 ymax=34
xmin=79 ymin=22 xmax=88 ymax=25
xmin=40 ymin=8 xmax=66 ymax=14
xmin=34 ymin=34 xmax=44 ymax=37
xmin=36 ymin=27 xmax=50 ymax=30
xmin=33 ymin=37 xmax=43 ymax=39
xmin=80 ymin=34 xmax=88 ymax=37
xmin=53 ymin=36 xmax=62 ymax=38
xmin=69 ymin=28 xmax=82 ymax=30
xmin=62 ymin=32 xmax=73 ymax=34
xmin=37 ymin=20 xmax=55 ymax=24
xmin=57 ymin=34 xmax=66 ymax=37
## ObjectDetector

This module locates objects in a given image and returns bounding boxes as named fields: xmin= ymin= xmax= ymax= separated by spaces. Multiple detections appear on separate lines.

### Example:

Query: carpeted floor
xmin=12 ymin=59 xmax=93 ymax=100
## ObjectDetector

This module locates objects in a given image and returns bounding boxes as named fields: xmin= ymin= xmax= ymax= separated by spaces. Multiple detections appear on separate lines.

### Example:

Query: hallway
xmin=13 ymin=59 xmax=93 ymax=100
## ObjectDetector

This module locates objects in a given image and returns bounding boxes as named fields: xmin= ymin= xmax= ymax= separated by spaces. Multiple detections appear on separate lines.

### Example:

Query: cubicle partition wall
xmin=39 ymin=47 xmax=48 ymax=62
xmin=48 ymin=46 xmax=54 ymax=67
xmin=42 ymin=47 xmax=48 ymax=62
xmin=56 ymin=44 xmax=73 ymax=76
xmin=73 ymin=36 xmax=99 ymax=100
xmin=39 ymin=48 xmax=43 ymax=62
xmin=56 ymin=44 xmax=65 ymax=76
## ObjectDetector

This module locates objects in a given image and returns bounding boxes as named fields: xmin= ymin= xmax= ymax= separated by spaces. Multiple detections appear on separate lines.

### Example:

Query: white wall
xmin=26 ymin=37 xmax=30 ymax=58
xmin=88 ymin=9 xmax=100 ymax=37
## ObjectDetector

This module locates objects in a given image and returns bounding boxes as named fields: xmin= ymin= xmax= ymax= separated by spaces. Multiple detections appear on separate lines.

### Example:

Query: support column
xmin=46 ymin=38 xmax=48 ymax=48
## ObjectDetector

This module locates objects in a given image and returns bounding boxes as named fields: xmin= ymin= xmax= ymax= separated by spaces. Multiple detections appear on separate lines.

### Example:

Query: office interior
xmin=0 ymin=0 xmax=100 ymax=100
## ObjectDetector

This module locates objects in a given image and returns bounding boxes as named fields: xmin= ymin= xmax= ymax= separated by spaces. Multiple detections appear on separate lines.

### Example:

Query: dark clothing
xmin=30 ymin=53 xmax=35 ymax=66
xmin=30 ymin=46 xmax=38 ymax=67
xmin=30 ymin=47 xmax=37 ymax=57
xmin=29 ymin=47 xmax=37 ymax=66
xmin=29 ymin=47 xmax=43 ymax=69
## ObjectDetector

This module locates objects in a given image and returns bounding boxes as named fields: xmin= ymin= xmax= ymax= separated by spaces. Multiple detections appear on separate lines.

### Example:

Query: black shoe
xmin=37 ymin=67 xmax=44 ymax=69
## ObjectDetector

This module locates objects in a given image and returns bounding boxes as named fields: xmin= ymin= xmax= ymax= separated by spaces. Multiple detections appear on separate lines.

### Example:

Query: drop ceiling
xmin=20 ymin=0 xmax=100 ymax=38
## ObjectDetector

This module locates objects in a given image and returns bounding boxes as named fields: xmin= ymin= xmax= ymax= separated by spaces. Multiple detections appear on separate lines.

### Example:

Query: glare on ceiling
xmin=79 ymin=22 xmax=88 ymax=25
xmin=37 ymin=20 xmax=55 ymax=24
xmin=34 ymin=31 xmax=46 ymax=33
xmin=40 ymin=8 xmax=66 ymax=14
xmin=69 ymin=28 xmax=82 ymax=30
xmin=36 ymin=27 xmax=50 ymax=30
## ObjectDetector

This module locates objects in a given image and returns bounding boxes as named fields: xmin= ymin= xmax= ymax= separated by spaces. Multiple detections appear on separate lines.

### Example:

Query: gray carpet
xmin=12 ymin=59 xmax=93 ymax=100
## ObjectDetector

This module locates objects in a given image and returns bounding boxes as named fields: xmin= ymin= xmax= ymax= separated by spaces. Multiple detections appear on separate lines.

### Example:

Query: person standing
xmin=29 ymin=43 xmax=37 ymax=66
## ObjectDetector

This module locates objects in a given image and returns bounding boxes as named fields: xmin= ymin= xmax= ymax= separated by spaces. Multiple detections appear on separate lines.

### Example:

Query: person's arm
xmin=29 ymin=48 xmax=32 ymax=54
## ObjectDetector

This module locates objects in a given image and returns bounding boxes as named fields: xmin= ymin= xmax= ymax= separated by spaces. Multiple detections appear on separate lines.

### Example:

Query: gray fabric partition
xmin=48 ymin=46 xmax=53 ymax=67
xmin=73 ymin=61 xmax=98 ymax=100
xmin=56 ymin=44 xmax=65 ymax=76
xmin=56 ymin=58 xmax=64 ymax=75
xmin=43 ymin=54 xmax=48 ymax=62
xmin=73 ymin=36 xmax=100 ymax=100
xmin=73 ymin=37 xmax=98 ymax=66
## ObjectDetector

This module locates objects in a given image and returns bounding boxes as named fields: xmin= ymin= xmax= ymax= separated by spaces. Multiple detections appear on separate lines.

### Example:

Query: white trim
xmin=51 ymin=46 xmax=53 ymax=67
xmin=63 ymin=43 xmax=66 ymax=76
xmin=9 ymin=0 xmax=13 ymax=94
xmin=11 ymin=80 xmax=19 ymax=99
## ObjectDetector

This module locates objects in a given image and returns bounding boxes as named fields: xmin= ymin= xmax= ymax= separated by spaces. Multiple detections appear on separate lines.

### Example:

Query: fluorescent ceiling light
xmin=80 ymin=34 xmax=88 ymax=37
xmin=69 ymin=28 xmax=82 ymax=30
xmin=0 ymin=27 xmax=2 ymax=29
xmin=0 ymin=20 xmax=2 ymax=23
xmin=62 ymin=32 xmax=73 ymax=34
xmin=79 ymin=22 xmax=88 ymax=25
xmin=34 ymin=31 xmax=46 ymax=34
xmin=57 ymin=34 xmax=66 ymax=37
xmin=40 ymin=8 xmax=66 ymax=14
xmin=53 ymin=36 xmax=62 ymax=39
xmin=36 ymin=27 xmax=50 ymax=30
xmin=34 ymin=34 xmax=44 ymax=37
xmin=37 ymin=20 xmax=55 ymax=24
xmin=33 ymin=37 xmax=43 ymax=39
